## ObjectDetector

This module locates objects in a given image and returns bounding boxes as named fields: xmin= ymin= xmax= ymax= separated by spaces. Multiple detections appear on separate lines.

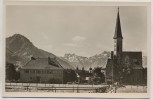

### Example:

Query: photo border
xmin=2 ymin=0 xmax=151 ymax=98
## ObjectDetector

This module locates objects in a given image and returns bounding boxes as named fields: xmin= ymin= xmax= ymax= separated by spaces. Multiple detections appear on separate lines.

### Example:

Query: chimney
xmin=31 ymin=56 xmax=36 ymax=60
xmin=48 ymin=57 xmax=51 ymax=64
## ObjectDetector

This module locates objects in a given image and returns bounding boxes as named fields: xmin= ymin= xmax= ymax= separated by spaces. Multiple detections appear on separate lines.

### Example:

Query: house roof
xmin=23 ymin=58 xmax=63 ymax=69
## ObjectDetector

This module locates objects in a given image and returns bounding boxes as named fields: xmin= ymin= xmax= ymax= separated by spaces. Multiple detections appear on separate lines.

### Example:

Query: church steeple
xmin=114 ymin=7 xmax=123 ymax=56
xmin=113 ymin=7 xmax=123 ymax=39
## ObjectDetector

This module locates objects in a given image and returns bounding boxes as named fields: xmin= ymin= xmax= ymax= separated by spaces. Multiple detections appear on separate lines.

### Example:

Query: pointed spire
xmin=113 ymin=7 xmax=123 ymax=39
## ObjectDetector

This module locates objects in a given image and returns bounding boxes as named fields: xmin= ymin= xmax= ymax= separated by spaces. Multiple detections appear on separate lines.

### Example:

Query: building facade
xmin=20 ymin=57 xmax=64 ymax=83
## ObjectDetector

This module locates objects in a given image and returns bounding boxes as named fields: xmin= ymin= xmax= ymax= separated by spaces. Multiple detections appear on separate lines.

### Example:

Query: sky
xmin=6 ymin=6 xmax=147 ymax=57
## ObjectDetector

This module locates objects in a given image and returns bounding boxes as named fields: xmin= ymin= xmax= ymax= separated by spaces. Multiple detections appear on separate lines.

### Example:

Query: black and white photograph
xmin=2 ymin=1 xmax=151 ymax=98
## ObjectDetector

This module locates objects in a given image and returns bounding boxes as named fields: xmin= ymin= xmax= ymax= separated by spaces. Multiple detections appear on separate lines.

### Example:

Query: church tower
xmin=113 ymin=8 xmax=123 ymax=57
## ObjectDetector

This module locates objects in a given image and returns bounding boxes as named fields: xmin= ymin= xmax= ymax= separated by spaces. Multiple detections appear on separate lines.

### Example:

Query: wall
xmin=20 ymin=68 xmax=63 ymax=83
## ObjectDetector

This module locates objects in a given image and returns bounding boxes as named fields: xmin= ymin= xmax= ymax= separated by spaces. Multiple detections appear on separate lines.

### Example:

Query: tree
xmin=6 ymin=62 xmax=16 ymax=81
xmin=76 ymin=66 xmax=79 ymax=70
xmin=69 ymin=70 xmax=77 ymax=82
xmin=82 ymin=67 xmax=84 ymax=71
xmin=6 ymin=62 xmax=20 ymax=82
xmin=63 ymin=69 xmax=77 ymax=83
xmin=93 ymin=67 xmax=105 ymax=83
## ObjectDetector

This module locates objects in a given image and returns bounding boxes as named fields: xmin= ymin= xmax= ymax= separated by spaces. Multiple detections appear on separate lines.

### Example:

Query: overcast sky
xmin=6 ymin=6 xmax=147 ymax=57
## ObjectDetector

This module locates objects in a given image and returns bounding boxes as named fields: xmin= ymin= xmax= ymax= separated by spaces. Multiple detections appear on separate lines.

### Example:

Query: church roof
xmin=113 ymin=8 xmax=123 ymax=39
xmin=107 ymin=51 xmax=143 ymax=67
xmin=121 ymin=51 xmax=142 ymax=59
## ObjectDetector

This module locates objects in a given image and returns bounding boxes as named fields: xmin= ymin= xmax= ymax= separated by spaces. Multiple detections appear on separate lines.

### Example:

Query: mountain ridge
xmin=6 ymin=34 xmax=74 ymax=69
xmin=61 ymin=51 xmax=111 ymax=70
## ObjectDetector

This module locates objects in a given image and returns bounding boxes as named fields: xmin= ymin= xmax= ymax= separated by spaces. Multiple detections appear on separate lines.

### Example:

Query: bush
xmin=49 ymin=78 xmax=62 ymax=84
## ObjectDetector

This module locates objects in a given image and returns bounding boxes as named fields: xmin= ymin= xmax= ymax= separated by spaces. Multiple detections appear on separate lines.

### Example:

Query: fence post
xmin=95 ymin=88 xmax=98 ymax=93
xmin=115 ymin=86 xmax=116 ymax=93
xmin=52 ymin=86 xmax=53 ymax=92
xmin=77 ymin=87 xmax=79 ymax=93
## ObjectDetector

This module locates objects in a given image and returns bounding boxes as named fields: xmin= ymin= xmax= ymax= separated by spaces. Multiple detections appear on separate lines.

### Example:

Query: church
xmin=106 ymin=8 xmax=147 ymax=85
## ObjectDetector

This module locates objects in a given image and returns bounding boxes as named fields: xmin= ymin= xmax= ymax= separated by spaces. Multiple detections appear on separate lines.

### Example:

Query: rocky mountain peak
xmin=62 ymin=51 xmax=111 ymax=70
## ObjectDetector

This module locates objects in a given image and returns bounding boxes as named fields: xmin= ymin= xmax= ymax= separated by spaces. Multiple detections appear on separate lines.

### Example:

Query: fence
xmin=5 ymin=82 xmax=110 ymax=93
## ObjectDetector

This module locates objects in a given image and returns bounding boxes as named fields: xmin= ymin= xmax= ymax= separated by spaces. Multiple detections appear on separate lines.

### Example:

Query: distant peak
xmin=9 ymin=33 xmax=30 ymax=42
xmin=64 ymin=53 xmax=76 ymax=56
xmin=11 ymin=33 xmax=26 ymax=38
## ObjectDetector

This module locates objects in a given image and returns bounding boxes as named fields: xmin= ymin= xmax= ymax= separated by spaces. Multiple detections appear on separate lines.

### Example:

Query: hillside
xmin=6 ymin=34 xmax=74 ymax=69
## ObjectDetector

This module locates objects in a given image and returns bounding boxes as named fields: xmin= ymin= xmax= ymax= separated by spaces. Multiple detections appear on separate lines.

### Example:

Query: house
xmin=106 ymin=8 xmax=147 ymax=85
xmin=20 ymin=57 xmax=64 ymax=83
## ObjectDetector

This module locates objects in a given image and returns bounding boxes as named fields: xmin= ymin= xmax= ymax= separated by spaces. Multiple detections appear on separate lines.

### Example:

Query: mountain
xmin=62 ymin=51 xmax=111 ymax=70
xmin=6 ymin=34 xmax=74 ymax=69
xmin=6 ymin=34 xmax=147 ymax=70
xmin=62 ymin=52 xmax=147 ymax=70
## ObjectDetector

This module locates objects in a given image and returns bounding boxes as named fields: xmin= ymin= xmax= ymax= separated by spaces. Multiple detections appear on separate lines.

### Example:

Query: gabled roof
xmin=121 ymin=51 xmax=142 ymax=59
xmin=113 ymin=8 xmax=123 ymax=39
xmin=23 ymin=58 xmax=63 ymax=69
